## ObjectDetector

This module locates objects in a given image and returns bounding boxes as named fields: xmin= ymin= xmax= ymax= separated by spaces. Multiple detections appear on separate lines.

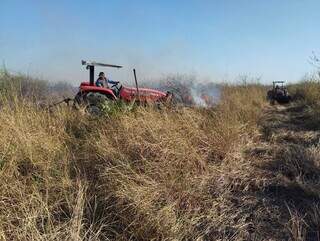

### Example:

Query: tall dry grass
xmin=289 ymin=76 xmax=320 ymax=127
xmin=0 ymin=71 xmax=76 ymax=103
xmin=0 ymin=71 xmax=270 ymax=240
xmin=288 ymin=74 xmax=320 ymax=106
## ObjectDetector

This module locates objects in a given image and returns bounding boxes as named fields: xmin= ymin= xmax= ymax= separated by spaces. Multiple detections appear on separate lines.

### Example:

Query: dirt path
xmin=261 ymin=104 xmax=320 ymax=144
xmin=247 ymin=103 xmax=320 ymax=240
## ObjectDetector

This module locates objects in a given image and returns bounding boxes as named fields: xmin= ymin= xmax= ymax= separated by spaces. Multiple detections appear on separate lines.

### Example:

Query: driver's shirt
xmin=96 ymin=78 xmax=106 ymax=87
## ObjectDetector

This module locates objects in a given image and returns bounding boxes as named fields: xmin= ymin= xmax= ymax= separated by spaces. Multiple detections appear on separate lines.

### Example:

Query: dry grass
xmin=289 ymin=77 xmax=320 ymax=106
xmin=0 ymin=72 xmax=270 ymax=240
xmin=3 ymin=73 xmax=320 ymax=240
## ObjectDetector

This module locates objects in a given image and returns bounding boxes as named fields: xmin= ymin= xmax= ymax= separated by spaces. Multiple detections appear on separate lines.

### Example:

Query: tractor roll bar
xmin=81 ymin=60 xmax=123 ymax=86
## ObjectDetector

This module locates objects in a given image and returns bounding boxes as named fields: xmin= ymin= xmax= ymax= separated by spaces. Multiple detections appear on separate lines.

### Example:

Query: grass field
xmin=1 ymin=71 xmax=320 ymax=240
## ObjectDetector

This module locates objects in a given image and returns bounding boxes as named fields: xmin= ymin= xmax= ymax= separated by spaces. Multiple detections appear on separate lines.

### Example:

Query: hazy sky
xmin=1 ymin=0 xmax=320 ymax=84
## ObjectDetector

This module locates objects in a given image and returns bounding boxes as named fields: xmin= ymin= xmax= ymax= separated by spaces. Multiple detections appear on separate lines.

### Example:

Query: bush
xmin=0 ymin=71 xmax=76 ymax=103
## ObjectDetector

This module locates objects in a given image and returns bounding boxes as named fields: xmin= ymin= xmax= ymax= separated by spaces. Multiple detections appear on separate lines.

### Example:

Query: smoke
xmin=190 ymin=87 xmax=207 ymax=107
xmin=148 ymin=74 xmax=221 ymax=107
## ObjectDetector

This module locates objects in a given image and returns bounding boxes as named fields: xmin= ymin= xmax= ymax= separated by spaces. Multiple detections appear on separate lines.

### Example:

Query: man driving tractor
xmin=95 ymin=72 xmax=119 ymax=88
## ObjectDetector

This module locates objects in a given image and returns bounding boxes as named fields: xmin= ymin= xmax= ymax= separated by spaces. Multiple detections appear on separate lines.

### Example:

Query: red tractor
xmin=74 ymin=60 xmax=172 ymax=113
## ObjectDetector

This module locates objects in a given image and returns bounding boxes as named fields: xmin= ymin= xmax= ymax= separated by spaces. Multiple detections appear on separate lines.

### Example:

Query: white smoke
xmin=190 ymin=82 xmax=221 ymax=107
xmin=190 ymin=87 xmax=207 ymax=107
xmin=147 ymin=74 xmax=221 ymax=107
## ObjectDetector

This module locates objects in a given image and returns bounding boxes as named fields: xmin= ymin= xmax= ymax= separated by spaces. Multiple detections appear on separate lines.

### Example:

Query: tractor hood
xmin=120 ymin=86 xmax=166 ymax=102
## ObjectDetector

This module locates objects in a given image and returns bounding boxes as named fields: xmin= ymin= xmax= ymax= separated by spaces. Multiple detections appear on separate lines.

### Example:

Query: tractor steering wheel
xmin=111 ymin=82 xmax=122 ymax=96
xmin=111 ymin=83 xmax=119 ymax=91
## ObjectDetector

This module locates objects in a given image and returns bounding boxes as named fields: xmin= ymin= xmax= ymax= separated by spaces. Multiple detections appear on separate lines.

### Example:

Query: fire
xmin=201 ymin=94 xmax=214 ymax=106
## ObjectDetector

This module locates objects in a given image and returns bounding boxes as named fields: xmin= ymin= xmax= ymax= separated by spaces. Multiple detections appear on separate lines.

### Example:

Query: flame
xmin=201 ymin=94 xmax=214 ymax=106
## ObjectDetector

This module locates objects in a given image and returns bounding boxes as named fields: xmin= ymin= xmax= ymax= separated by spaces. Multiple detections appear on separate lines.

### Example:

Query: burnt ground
xmin=243 ymin=103 xmax=320 ymax=241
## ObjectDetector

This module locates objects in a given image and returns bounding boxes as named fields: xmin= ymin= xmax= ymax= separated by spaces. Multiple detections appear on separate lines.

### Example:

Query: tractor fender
xmin=80 ymin=85 xmax=117 ymax=100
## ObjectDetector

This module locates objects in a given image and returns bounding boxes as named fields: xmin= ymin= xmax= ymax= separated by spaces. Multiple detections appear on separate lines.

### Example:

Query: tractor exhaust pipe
xmin=89 ymin=65 xmax=94 ymax=86
xmin=133 ymin=69 xmax=140 ymax=101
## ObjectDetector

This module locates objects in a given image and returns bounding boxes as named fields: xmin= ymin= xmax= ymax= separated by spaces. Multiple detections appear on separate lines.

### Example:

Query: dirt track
xmin=246 ymin=103 xmax=320 ymax=240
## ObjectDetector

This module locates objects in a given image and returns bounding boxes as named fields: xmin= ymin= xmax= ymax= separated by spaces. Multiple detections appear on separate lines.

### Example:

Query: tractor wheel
xmin=73 ymin=92 xmax=115 ymax=115
xmin=85 ymin=104 xmax=102 ymax=116
xmin=270 ymin=99 xmax=275 ymax=105
xmin=84 ymin=92 xmax=114 ymax=115
xmin=266 ymin=90 xmax=273 ymax=101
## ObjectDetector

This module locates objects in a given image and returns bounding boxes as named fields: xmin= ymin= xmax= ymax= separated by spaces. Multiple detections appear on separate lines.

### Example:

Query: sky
xmin=1 ymin=0 xmax=320 ymax=85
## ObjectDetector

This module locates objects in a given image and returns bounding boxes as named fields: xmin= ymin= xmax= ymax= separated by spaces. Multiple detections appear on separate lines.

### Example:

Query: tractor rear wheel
xmin=85 ymin=104 xmax=103 ymax=116
xmin=74 ymin=91 xmax=114 ymax=115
